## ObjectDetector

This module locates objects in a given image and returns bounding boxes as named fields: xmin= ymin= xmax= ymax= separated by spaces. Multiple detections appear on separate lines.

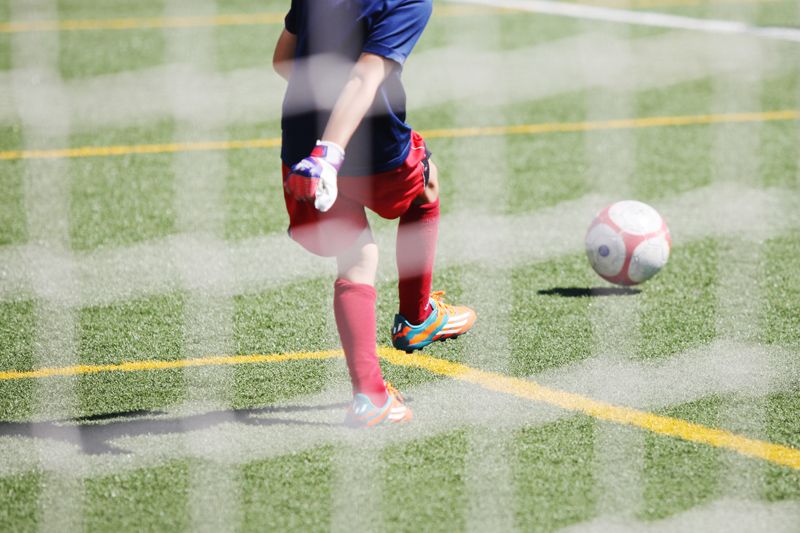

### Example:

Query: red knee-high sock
xmin=333 ymin=279 xmax=388 ymax=406
xmin=397 ymin=198 xmax=440 ymax=324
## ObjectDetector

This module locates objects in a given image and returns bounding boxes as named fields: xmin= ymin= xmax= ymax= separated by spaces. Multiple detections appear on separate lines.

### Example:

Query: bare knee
xmin=336 ymin=231 xmax=379 ymax=286
xmin=415 ymin=159 xmax=439 ymax=205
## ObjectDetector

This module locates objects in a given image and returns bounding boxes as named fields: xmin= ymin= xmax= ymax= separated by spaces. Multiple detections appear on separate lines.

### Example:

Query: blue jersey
xmin=281 ymin=0 xmax=432 ymax=176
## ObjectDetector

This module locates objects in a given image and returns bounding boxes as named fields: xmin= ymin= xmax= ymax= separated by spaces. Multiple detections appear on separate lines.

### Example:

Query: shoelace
xmin=430 ymin=291 xmax=456 ymax=314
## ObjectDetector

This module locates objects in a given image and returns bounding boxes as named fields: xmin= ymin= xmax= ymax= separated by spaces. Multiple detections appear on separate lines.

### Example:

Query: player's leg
xmin=334 ymin=230 xmax=384 ymax=405
xmin=396 ymin=158 xmax=440 ymax=324
xmin=282 ymin=164 xmax=410 ymax=426
xmin=392 ymin=157 xmax=476 ymax=353
xmin=335 ymin=232 xmax=412 ymax=427
xmin=336 ymin=228 xmax=379 ymax=285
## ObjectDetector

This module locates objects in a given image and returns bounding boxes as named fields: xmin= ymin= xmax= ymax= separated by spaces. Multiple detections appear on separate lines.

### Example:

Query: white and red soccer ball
xmin=585 ymin=200 xmax=671 ymax=286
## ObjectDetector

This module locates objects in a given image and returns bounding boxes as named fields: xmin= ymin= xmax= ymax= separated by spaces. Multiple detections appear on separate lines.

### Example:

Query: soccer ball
xmin=585 ymin=200 xmax=671 ymax=286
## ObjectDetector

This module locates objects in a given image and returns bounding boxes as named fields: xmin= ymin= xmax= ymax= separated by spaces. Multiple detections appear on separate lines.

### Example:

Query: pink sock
xmin=397 ymin=198 xmax=440 ymax=324
xmin=333 ymin=279 xmax=388 ymax=406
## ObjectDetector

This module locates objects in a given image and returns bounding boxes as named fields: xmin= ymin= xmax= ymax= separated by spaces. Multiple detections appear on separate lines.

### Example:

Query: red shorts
xmin=282 ymin=131 xmax=430 ymax=257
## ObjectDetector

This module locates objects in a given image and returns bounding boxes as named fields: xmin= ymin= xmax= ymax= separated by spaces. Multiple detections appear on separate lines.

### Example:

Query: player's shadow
xmin=538 ymin=287 xmax=641 ymax=297
xmin=0 ymin=402 xmax=348 ymax=455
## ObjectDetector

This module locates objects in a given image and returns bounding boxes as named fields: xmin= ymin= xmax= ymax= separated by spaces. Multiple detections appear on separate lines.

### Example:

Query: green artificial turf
xmin=513 ymin=416 xmax=597 ymax=531
xmin=0 ymin=472 xmax=40 ymax=533
xmin=0 ymin=122 xmax=26 ymax=245
xmin=77 ymin=294 xmax=186 ymax=416
xmin=59 ymin=28 xmax=166 ymax=80
xmin=224 ymin=144 xmax=286 ymax=240
xmin=762 ymin=233 xmax=800 ymax=350
xmin=511 ymin=253 xmax=596 ymax=376
xmin=1 ymin=2 xmax=800 ymax=530
xmin=69 ymin=153 xmax=176 ymax=250
xmin=0 ymin=164 xmax=25 ymax=246
xmin=0 ymin=301 xmax=35 ymax=419
xmin=506 ymin=132 xmax=593 ymax=213
xmin=641 ymin=396 xmax=724 ymax=521
xmin=242 ymin=447 xmax=334 ymax=532
xmin=67 ymin=121 xmax=177 ymax=251
xmin=764 ymin=390 xmax=800 ymax=501
xmin=232 ymin=279 xmax=335 ymax=406
xmin=56 ymin=0 xmax=166 ymax=79
xmin=57 ymin=0 xmax=165 ymax=19
xmin=382 ymin=430 xmax=469 ymax=532
xmin=633 ymin=125 xmax=714 ymax=200
xmin=0 ymin=301 xmax=34 ymax=373
xmin=215 ymin=24 xmax=281 ymax=72
xmin=85 ymin=461 xmax=190 ymax=532
xmin=233 ymin=279 xmax=334 ymax=356
xmin=635 ymin=239 xmax=719 ymax=360
xmin=423 ymin=7 xmax=580 ymax=51
xmin=0 ymin=35 xmax=9 ymax=72
xmin=657 ymin=0 xmax=800 ymax=27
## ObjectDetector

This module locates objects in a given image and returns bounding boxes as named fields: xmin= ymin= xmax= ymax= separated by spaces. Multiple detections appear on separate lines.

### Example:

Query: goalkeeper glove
xmin=285 ymin=140 xmax=344 ymax=212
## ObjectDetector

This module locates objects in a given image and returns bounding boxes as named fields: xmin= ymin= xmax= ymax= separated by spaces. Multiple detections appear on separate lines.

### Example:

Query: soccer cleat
xmin=344 ymin=382 xmax=413 ymax=428
xmin=391 ymin=291 xmax=476 ymax=353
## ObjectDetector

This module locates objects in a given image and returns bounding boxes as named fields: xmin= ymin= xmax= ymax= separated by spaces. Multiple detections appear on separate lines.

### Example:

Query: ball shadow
xmin=537 ymin=287 xmax=642 ymax=298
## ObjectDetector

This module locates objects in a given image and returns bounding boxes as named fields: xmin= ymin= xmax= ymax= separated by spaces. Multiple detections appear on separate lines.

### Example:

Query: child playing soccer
xmin=274 ymin=0 xmax=476 ymax=427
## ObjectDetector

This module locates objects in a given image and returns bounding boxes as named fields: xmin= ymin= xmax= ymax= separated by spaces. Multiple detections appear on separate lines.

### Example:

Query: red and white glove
xmin=285 ymin=141 xmax=345 ymax=212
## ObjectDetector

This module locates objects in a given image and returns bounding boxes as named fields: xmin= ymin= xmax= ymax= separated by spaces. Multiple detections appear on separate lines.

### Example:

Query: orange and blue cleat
xmin=391 ymin=291 xmax=477 ymax=353
xmin=344 ymin=383 xmax=413 ymax=428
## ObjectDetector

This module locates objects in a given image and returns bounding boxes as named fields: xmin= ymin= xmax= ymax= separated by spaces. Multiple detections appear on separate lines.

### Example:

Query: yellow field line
xmin=376 ymin=348 xmax=800 ymax=471
xmin=573 ymin=0 xmax=780 ymax=8
xmin=420 ymin=109 xmax=800 ymax=139
xmin=1 ymin=346 xmax=799 ymax=470
xmin=0 ymin=350 xmax=342 ymax=380
xmin=0 ymin=6 xmax=509 ymax=34
xmin=0 ymin=12 xmax=284 ymax=33
xmin=1 ymin=110 xmax=796 ymax=162
xmin=0 ymin=0 xmax=782 ymax=33
xmin=0 ymin=138 xmax=282 ymax=161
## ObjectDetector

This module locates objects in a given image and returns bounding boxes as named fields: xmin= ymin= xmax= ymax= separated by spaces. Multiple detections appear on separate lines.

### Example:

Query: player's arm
xmin=272 ymin=29 xmax=297 ymax=81
xmin=285 ymin=53 xmax=395 ymax=212
xmin=320 ymin=52 xmax=395 ymax=148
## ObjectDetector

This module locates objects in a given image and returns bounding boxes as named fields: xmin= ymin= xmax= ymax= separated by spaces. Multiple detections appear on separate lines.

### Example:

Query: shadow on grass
xmin=538 ymin=286 xmax=642 ymax=297
xmin=0 ymin=402 xmax=349 ymax=455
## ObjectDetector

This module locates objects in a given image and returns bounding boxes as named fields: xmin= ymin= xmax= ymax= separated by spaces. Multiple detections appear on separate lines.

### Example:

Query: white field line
xmin=710 ymin=33 xmax=768 ymax=499
xmin=453 ymin=19 xmax=517 ymax=529
xmin=561 ymin=498 xmax=800 ymax=533
xmin=328 ymin=305 xmax=378 ymax=532
xmin=580 ymin=21 xmax=637 ymax=200
xmin=9 ymin=0 xmax=85 ymax=529
xmin=0 ymin=182 xmax=798 ymax=307
xmin=330 ymin=443 xmax=384 ymax=533
xmin=462 ymin=268 xmax=516 ymax=533
xmin=594 ymin=423 xmax=646 ymax=518
xmin=534 ymin=339 xmax=798 ymax=409
xmin=460 ymin=217 xmax=517 ymax=530
xmin=464 ymin=426 xmax=516 ymax=532
xmin=449 ymin=0 xmax=800 ymax=42
xmin=589 ymin=250 xmax=647 ymax=517
xmin=163 ymin=0 xmax=241 ymax=529
xmin=719 ymin=396 xmax=769 ymax=497
xmin=582 ymin=28 xmax=646 ymax=514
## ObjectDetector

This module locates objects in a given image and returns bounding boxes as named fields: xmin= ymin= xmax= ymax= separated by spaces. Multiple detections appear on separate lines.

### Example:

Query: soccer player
xmin=274 ymin=0 xmax=476 ymax=427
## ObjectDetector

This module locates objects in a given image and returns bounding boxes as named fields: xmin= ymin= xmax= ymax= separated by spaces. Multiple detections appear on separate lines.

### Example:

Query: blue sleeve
xmin=362 ymin=0 xmax=432 ymax=65
xmin=285 ymin=0 xmax=298 ymax=35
